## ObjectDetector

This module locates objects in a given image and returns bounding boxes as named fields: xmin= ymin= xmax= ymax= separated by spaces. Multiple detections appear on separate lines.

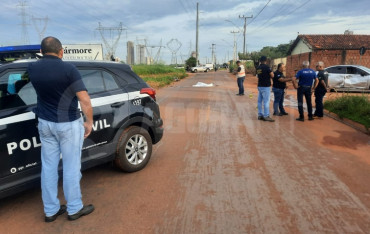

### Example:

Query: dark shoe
xmin=258 ymin=116 xmax=264 ymax=120
xmin=296 ymin=117 xmax=304 ymax=122
xmin=45 ymin=205 xmax=67 ymax=223
xmin=308 ymin=116 xmax=314 ymax=121
xmin=281 ymin=112 xmax=289 ymax=115
xmin=263 ymin=116 xmax=275 ymax=122
xmin=273 ymin=112 xmax=283 ymax=116
xmin=68 ymin=204 xmax=95 ymax=221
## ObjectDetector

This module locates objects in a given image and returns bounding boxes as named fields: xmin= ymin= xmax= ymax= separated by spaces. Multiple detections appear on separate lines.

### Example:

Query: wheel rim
xmin=125 ymin=134 xmax=148 ymax=165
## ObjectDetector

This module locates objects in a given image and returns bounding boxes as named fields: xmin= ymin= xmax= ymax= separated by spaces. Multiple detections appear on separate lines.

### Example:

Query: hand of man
xmin=83 ymin=121 xmax=93 ymax=138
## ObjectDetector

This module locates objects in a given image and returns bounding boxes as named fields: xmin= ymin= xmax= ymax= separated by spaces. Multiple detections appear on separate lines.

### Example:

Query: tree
xmin=185 ymin=57 xmax=197 ymax=68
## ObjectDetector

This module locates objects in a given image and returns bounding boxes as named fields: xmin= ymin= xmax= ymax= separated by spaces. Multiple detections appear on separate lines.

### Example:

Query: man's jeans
xmin=258 ymin=86 xmax=271 ymax=117
xmin=314 ymin=89 xmax=326 ymax=117
xmin=38 ymin=117 xmax=84 ymax=216
xmin=272 ymin=87 xmax=286 ymax=114
xmin=237 ymin=77 xmax=245 ymax=94
xmin=297 ymin=86 xmax=313 ymax=118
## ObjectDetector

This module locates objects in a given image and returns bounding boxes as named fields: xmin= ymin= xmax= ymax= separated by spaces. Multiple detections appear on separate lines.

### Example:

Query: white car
xmin=325 ymin=65 xmax=370 ymax=91
xmin=191 ymin=66 xmax=209 ymax=73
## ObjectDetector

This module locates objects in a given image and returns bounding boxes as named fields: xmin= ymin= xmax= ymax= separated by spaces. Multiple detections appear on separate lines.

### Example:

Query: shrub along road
xmin=0 ymin=70 xmax=369 ymax=233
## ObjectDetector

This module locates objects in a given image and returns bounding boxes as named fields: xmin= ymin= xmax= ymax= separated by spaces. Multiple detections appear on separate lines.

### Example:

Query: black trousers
xmin=314 ymin=89 xmax=326 ymax=117
xmin=297 ymin=86 xmax=313 ymax=118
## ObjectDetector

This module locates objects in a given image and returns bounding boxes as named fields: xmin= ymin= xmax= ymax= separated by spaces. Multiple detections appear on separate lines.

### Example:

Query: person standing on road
xmin=272 ymin=63 xmax=292 ymax=116
xmin=28 ymin=36 xmax=95 ymax=222
xmin=314 ymin=61 xmax=329 ymax=118
xmin=292 ymin=61 xmax=318 ymax=121
xmin=256 ymin=56 xmax=275 ymax=122
xmin=235 ymin=60 xmax=246 ymax=96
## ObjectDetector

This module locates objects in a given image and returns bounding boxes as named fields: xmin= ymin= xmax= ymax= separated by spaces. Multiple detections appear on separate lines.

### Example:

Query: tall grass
xmin=132 ymin=65 xmax=187 ymax=88
xmin=324 ymin=95 xmax=370 ymax=128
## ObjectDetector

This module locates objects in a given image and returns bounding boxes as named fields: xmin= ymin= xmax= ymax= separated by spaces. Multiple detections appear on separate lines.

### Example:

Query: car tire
xmin=114 ymin=126 xmax=152 ymax=172
xmin=194 ymin=69 xmax=197 ymax=73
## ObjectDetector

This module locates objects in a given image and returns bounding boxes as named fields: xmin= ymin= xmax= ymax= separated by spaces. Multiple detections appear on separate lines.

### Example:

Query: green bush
xmin=324 ymin=95 xmax=370 ymax=128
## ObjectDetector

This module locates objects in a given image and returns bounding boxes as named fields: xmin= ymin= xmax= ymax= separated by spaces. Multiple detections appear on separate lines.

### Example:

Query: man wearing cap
xmin=235 ymin=60 xmax=246 ymax=95
xmin=256 ymin=56 xmax=274 ymax=122
xmin=292 ymin=61 xmax=318 ymax=121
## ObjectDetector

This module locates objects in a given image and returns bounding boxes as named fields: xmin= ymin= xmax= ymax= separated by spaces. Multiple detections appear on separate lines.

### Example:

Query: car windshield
xmin=358 ymin=66 xmax=370 ymax=74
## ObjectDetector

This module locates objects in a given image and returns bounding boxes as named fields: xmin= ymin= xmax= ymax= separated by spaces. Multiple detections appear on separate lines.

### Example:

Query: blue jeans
xmin=258 ymin=87 xmax=271 ymax=117
xmin=237 ymin=77 xmax=245 ymax=94
xmin=272 ymin=87 xmax=286 ymax=114
xmin=38 ymin=117 xmax=85 ymax=216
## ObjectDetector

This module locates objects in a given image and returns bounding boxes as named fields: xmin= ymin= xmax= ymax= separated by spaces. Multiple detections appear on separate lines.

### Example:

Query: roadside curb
xmin=324 ymin=110 xmax=369 ymax=135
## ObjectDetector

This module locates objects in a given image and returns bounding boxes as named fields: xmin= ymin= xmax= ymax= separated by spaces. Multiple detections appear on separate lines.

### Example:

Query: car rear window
xmin=79 ymin=69 xmax=119 ymax=94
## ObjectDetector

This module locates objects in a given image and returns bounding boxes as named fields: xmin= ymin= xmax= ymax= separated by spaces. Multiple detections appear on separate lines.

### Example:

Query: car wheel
xmin=205 ymin=69 xmax=209 ymax=72
xmin=194 ymin=69 xmax=197 ymax=73
xmin=114 ymin=126 xmax=152 ymax=172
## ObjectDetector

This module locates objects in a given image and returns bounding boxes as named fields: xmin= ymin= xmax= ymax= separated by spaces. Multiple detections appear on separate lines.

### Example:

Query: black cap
xmin=260 ymin=56 xmax=267 ymax=62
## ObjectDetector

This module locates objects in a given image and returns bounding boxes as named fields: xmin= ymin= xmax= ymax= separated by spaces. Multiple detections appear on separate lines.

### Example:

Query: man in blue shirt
xmin=292 ymin=61 xmax=318 ymax=121
xmin=28 ymin=37 xmax=94 ymax=222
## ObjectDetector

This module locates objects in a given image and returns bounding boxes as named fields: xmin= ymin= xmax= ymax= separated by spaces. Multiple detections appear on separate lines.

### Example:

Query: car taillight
xmin=140 ymin=88 xmax=156 ymax=101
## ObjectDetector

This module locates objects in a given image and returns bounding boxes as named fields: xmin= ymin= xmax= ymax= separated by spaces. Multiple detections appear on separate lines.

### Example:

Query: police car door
xmin=78 ymin=68 xmax=128 ymax=159
xmin=0 ymin=68 xmax=40 ymax=178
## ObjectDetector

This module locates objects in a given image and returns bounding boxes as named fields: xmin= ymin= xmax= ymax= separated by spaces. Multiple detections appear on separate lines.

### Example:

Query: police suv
xmin=0 ymin=60 xmax=163 ymax=199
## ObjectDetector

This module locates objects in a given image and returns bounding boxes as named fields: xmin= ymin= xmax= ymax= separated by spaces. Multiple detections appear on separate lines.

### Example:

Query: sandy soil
xmin=0 ymin=70 xmax=369 ymax=233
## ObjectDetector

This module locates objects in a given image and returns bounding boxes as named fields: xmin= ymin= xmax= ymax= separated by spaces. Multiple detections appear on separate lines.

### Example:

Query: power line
xmin=254 ymin=0 xmax=291 ymax=30
xmin=247 ymin=0 xmax=271 ymax=25
xmin=248 ymin=0 xmax=312 ymax=35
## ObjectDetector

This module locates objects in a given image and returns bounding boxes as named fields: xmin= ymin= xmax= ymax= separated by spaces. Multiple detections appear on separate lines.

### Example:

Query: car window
xmin=0 ymin=70 xmax=36 ymax=111
xmin=79 ymin=69 xmax=119 ymax=94
xmin=326 ymin=67 xmax=345 ymax=74
xmin=346 ymin=67 xmax=360 ymax=75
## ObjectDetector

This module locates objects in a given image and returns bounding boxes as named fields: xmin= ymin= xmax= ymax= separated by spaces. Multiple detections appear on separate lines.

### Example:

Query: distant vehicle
xmin=205 ymin=63 xmax=214 ymax=71
xmin=191 ymin=65 xmax=209 ymax=73
xmin=325 ymin=65 xmax=370 ymax=91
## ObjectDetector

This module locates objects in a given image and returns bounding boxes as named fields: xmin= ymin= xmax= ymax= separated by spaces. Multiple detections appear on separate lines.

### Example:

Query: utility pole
xmin=32 ymin=16 xmax=49 ymax=41
xmin=230 ymin=31 xmax=239 ymax=63
xmin=211 ymin=43 xmax=216 ymax=64
xmin=17 ymin=1 xmax=29 ymax=44
xmin=96 ymin=22 xmax=125 ymax=60
xmin=239 ymin=15 xmax=253 ymax=55
xmin=195 ymin=2 xmax=199 ymax=65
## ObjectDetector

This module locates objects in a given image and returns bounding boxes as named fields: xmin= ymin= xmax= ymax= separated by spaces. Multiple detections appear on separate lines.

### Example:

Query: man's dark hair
xmin=41 ymin=36 xmax=63 ymax=54
xmin=277 ymin=63 xmax=284 ymax=70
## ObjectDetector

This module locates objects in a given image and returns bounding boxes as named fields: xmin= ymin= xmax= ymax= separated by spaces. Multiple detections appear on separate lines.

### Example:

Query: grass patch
xmin=132 ymin=65 xmax=187 ymax=88
xmin=324 ymin=95 xmax=370 ymax=128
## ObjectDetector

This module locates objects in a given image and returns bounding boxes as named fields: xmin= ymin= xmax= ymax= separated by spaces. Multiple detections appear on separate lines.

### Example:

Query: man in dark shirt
xmin=292 ymin=61 xmax=319 ymax=121
xmin=272 ymin=63 xmax=292 ymax=116
xmin=314 ymin=61 xmax=328 ymax=118
xmin=256 ymin=56 xmax=274 ymax=122
xmin=28 ymin=37 xmax=94 ymax=222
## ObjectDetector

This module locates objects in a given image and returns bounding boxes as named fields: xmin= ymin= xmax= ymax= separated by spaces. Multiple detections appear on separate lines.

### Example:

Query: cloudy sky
xmin=1 ymin=0 xmax=369 ymax=64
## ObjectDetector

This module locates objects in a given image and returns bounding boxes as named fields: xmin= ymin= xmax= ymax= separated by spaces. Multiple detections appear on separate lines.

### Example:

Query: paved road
xmin=1 ymin=70 xmax=369 ymax=233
